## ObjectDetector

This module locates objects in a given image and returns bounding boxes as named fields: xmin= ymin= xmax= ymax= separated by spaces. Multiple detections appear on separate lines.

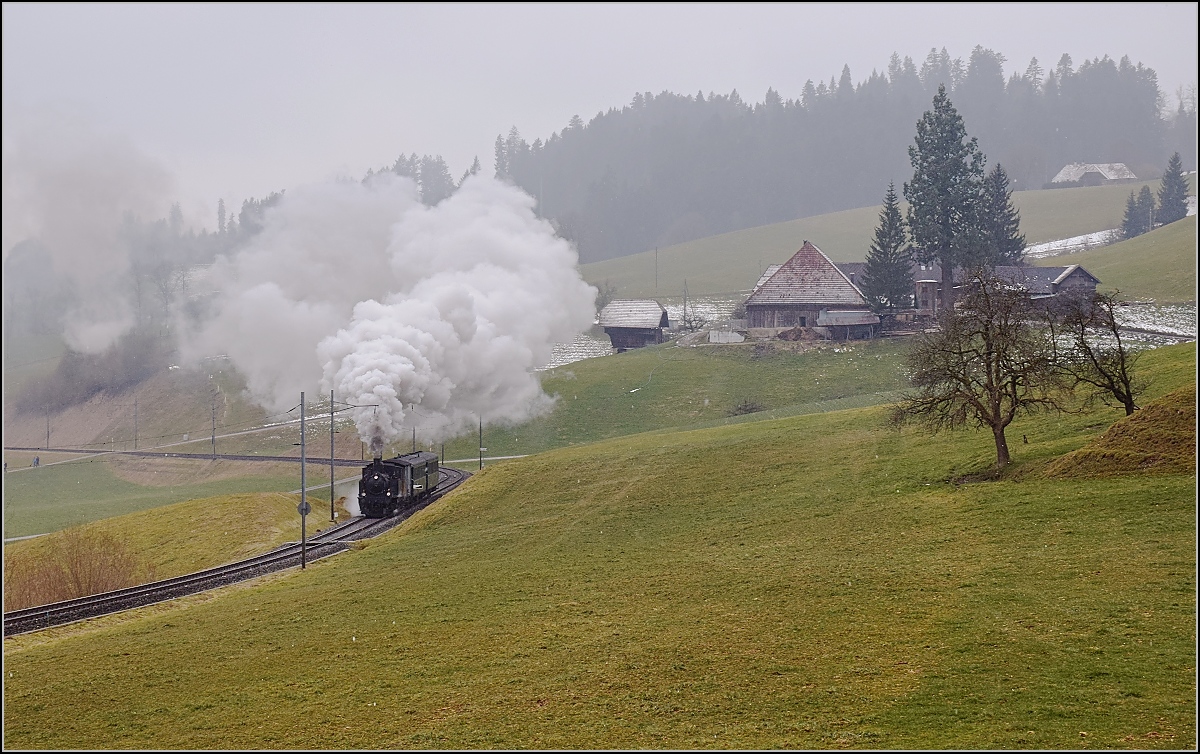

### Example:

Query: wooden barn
xmin=746 ymin=241 xmax=879 ymax=340
xmin=598 ymin=299 xmax=670 ymax=352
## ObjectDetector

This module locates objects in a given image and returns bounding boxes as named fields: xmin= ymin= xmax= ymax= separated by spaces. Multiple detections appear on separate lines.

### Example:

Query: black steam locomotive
xmin=358 ymin=451 xmax=440 ymax=518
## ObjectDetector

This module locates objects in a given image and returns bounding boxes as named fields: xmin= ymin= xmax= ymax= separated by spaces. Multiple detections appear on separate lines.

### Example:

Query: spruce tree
xmin=1121 ymin=190 xmax=1144 ymax=238
xmin=904 ymin=85 xmax=985 ymax=309
xmin=1157 ymin=152 xmax=1189 ymax=225
xmin=978 ymin=163 xmax=1026 ymax=265
xmin=861 ymin=182 xmax=913 ymax=315
xmin=1136 ymin=185 xmax=1157 ymax=232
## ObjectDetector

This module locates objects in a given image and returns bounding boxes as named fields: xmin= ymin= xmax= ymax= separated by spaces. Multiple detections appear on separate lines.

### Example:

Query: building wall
xmin=604 ymin=327 xmax=664 ymax=351
xmin=747 ymin=305 xmax=823 ymax=329
xmin=1054 ymin=270 xmax=1099 ymax=295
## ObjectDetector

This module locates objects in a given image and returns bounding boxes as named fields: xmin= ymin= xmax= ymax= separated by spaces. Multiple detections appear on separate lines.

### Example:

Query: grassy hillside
xmin=1034 ymin=215 xmax=1197 ymax=303
xmin=4 ymin=337 xmax=913 ymax=536
xmin=442 ymin=337 xmax=912 ymax=462
xmin=3 ymin=343 xmax=1193 ymax=750
xmin=4 ymin=491 xmax=354 ymax=610
xmin=584 ymin=178 xmax=1191 ymax=297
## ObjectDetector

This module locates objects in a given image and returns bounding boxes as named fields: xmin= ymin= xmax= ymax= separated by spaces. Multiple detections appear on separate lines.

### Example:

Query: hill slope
xmin=4 ymin=343 xmax=1194 ymax=750
xmin=583 ymin=179 xmax=1179 ymax=297
xmin=1033 ymin=215 xmax=1197 ymax=303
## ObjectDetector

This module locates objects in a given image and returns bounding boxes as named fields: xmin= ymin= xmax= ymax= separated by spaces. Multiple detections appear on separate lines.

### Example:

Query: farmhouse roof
xmin=597 ymin=299 xmax=670 ymax=329
xmin=746 ymin=241 xmax=868 ymax=308
xmin=752 ymin=264 xmax=782 ymax=291
xmin=1051 ymin=162 xmax=1138 ymax=183
xmin=954 ymin=265 xmax=1102 ymax=296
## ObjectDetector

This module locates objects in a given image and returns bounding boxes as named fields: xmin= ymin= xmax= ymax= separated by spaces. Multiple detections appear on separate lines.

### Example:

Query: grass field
xmin=1034 ymin=215 xmax=1197 ymax=303
xmin=2 ymin=343 xmax=1193 ymax=749
xmin=1 ymin=456 xmax=302 ymax=540
xmin=583 ymin=178 xmax=1196 ymax=297
xmin=441 ymin=337 xmax=912 ymax=461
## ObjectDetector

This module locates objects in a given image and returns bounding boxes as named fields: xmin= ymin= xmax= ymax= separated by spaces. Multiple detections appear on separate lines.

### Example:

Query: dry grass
xmin=3 ymin=528 xmax=155 ymax=611
xmin=1043 ymin=383 xmax=1197 ymax=479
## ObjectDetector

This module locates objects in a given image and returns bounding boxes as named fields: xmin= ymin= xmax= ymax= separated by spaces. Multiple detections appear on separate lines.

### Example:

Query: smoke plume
xmin=2 ymin=114 xmax=173 ymax=352
xmin=183 ymin=173 xmax=597 ymax=451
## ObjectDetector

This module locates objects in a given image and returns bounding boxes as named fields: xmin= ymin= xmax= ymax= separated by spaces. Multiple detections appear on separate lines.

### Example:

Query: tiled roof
xmin=746 ymin=241 xmax=868 ymax=307
xmin=753 ymin=265 xmax=782 ymax=291
xmin=598 ymin=299 xmax=669 ymax=329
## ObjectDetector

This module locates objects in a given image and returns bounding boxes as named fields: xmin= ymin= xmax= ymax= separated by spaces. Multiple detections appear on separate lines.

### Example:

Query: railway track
xmin=2 ymin=466 xmax=470 ymax=637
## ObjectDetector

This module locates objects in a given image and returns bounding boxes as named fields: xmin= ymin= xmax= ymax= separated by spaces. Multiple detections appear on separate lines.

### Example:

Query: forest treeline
xmin=489 ymin=46 xmax=1194 ymax=262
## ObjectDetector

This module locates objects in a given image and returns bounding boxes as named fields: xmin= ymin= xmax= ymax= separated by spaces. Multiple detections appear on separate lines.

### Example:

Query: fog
xmin=2 ymin=3 xmax=1196 ymax=445
xmin=4 ymin=3 xmax=1196 ymax=232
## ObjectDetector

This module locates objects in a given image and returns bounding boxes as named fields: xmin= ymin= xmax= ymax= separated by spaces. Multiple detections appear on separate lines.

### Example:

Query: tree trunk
xmin=992 ymin=425 xmax=1011 ymax=468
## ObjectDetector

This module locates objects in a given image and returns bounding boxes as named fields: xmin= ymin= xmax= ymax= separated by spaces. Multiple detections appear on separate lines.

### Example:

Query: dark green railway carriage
xmin=359 ymin=451 xmax=440 ymax=517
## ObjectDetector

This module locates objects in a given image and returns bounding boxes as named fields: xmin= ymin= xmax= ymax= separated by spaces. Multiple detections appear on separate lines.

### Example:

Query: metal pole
xmin=211 ymin=392 xmax=217 ymax=457
xmin=330 ymin=390 xmax=335 ymax=521
xmin=134 ymin=396 xmax=138 ymax=450
xmin=46 ymin=414 xmax=50 ymax=449
xmin=301 ymin=391 xmax=307 ymax=570
xmin=479 ymin=416 xmax=483 ymax=470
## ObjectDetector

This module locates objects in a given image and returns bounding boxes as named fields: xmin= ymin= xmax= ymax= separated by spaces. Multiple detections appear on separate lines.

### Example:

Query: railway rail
xmin=2 ymin=466 xmax=470 ymax=637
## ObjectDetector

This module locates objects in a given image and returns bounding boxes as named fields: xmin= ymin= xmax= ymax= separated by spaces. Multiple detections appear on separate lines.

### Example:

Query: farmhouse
xmin=965 ymin=264 xmax=1102 ymax=301
xmin=598 ymin=299 xmax=670 ymax=352
xmin=836 ymin=260 xmax=1101 ymax=316
xmin=746 ymin=241 xmax=879 ymax=340
xmin=1050 ymin=162 xmax=1138 ymax=186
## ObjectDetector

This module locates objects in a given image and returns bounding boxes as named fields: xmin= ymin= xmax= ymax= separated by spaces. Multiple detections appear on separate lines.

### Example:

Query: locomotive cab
xmin=358 ymin=451 xmax=440 ymax=518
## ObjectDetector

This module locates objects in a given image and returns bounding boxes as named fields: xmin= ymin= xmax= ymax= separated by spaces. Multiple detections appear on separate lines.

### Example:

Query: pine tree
xmin=493 ymin=135 xmax=508 ymax=178
xmin=861 ymin=182 xmax=913 ymax=315
xmin=1137 ymin=185 xmax=1156 ymax=231
xmin=1121 ymin=190 xmax=1144 ymax=238
xmin=904 ymin=85 xmax=985 ymax=308
xmin=1156 ymin=152 xmax=1189 ymax=225
xmin=978 ymin=163 xmax=1026 ymax=265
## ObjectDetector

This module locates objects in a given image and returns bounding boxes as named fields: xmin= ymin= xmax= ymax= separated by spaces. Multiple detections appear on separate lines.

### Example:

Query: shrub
xmin=3 ymin=529 xmax=154 ymax=611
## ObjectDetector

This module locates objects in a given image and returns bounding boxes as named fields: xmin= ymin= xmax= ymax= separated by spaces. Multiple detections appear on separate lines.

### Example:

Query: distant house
xmin=1051 ymin=162 xmax=1138 ymax=186
xmin=598 ymin=299 xmax=670 ymax=352
xmin=746 ymin=241 xmax=879 ymax=340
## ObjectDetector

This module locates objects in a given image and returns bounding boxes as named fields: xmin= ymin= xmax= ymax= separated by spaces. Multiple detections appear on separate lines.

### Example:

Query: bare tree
xmin=1048 ymin=290 xmax=1145 ymax=416
xmin=890 ymin=270 xmax=1065 ymax=469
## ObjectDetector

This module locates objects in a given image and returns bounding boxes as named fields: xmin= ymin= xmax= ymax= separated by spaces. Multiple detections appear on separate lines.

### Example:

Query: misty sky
xmin=3 ymin=2 xmax=1197 ymax=241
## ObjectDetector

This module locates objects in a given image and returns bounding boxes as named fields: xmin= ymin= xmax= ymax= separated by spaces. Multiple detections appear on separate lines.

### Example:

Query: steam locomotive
xmin=358 ymin=451 xmax=440 ymax=517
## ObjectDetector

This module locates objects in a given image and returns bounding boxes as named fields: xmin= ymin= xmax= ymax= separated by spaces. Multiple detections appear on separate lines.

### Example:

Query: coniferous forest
xmin=489 ymin=47 xmax=1195 ymax=262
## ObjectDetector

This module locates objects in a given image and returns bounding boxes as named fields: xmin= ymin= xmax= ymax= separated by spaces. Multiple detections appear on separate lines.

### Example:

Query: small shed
xmin=598 ymin=299 xmax=670 ymax=352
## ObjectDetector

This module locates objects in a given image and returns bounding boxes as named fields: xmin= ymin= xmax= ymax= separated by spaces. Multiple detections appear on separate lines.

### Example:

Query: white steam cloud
xmin=183 ymin=173 xmax=597 ymax=452
xmin=2 ymin=114 xmax=173 ymax=352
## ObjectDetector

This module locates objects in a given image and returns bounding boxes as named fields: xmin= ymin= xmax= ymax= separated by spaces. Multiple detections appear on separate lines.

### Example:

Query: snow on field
xmin=1025 ymin=230 xmax=1121 ymax=259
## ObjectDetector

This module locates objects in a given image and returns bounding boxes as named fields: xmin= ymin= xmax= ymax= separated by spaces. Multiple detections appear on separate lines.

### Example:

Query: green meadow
xmin=3 ymin=343 xmax=1194 ymax=750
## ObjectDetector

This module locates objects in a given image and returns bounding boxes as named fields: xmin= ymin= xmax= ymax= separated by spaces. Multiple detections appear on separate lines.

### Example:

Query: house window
xmin=799 ymin=317 xmax=807 ymax=327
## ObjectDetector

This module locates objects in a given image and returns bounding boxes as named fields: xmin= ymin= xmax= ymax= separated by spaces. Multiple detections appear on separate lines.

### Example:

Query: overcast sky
xmin=3 ymin=2 xmax=1197 ymax=237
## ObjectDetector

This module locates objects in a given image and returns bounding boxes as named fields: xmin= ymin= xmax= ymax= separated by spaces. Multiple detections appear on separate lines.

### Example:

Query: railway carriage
xmin=358 ymin=451 xmax=439 ymax=517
